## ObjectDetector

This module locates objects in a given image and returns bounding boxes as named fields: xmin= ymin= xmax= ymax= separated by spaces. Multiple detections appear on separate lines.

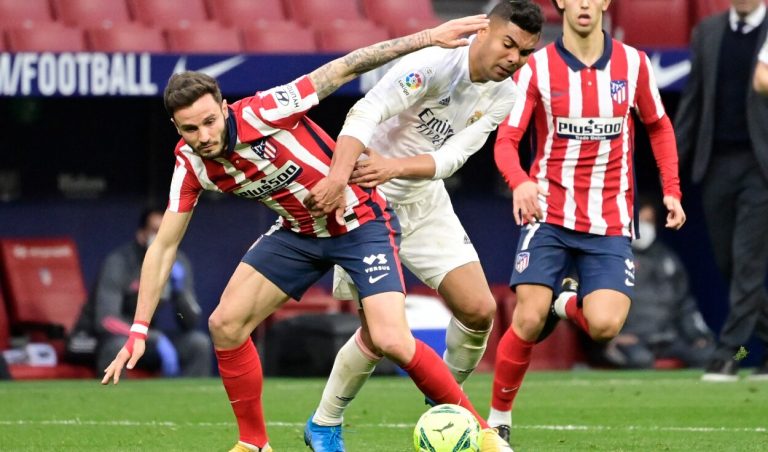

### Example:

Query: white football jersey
xmin=340 ymin=39 xmax=518 ymax=203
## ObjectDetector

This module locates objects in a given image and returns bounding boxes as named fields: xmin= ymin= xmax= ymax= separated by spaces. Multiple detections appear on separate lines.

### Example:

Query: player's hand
xmin=101 ymin=338 xmax=145 ymax=385
xmin=663 ymin=195 xmax=686 ymax=230
xmin=349 ymin=148 xmax=398 ymax=188
xmin=428 ymin=15 xmax=490 ymax=48
xmin=512 ymin=180 xmax=549 ymax=226
xmin=305 ymin=177 xmax=347 ymax=224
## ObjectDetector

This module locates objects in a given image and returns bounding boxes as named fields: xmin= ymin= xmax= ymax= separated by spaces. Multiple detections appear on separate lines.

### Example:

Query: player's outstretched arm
xmin=101 ymin=210 xmax=193 ymax=385
xmin=308 ymin=15 xmax=489 ymax=100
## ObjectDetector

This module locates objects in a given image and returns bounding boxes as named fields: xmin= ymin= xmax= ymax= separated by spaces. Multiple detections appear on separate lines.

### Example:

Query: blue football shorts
xmin=509 ymin=222 xmax=635 ymax=299
xmin=242 ymin=213 xmax=405 ymax=301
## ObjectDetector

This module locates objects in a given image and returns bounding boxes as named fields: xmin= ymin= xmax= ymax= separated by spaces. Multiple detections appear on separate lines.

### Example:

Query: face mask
xmin=632 ymin=221 xmax=656 ymax=251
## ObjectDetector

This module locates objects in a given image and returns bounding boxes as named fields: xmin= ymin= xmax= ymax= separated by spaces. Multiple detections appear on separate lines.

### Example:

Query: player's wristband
xmin=125 ymin=321 xmax=149 ymax=354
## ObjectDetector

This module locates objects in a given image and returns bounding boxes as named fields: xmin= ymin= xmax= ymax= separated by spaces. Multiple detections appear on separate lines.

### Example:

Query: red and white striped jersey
xmin=495 ymin=35 xmax=681 ymax=237
xmin=167 ymin=75 xmax=388 ymax=237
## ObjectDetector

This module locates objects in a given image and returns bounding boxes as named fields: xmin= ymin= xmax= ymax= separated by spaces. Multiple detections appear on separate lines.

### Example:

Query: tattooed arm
xmin=308 ymin=15 xmax=489 ymax=100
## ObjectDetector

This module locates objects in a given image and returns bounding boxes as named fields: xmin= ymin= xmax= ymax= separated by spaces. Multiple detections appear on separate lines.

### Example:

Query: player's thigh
xmin=359 ymin=291 xmax=413 ymax=364
xmin=577 ymin=236 xmax=633 ymax=333
xmin=438 ymin=262 xmax=495 ymax=325
xmin=510 ymin=223 xmax=571 ymax=299
xmin=396 ymin=192 xmax=479 ymax=290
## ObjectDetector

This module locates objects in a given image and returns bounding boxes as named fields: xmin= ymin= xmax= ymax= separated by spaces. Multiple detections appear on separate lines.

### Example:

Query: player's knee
xmin=588 ymin=318 xmax=624 ymax=342
xmin=369 ymin=334 xmax=410 ymax=365
xmin=513 ymin=307 xmax=549 ymax=338
xmin=454 ymin=296 xmax=496 ymax=330
xmin=208 ymin=311 xmax=247 ymax=348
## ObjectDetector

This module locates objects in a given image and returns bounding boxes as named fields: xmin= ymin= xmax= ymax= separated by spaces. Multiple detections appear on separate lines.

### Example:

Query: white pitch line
xmin=0 ymin=419 xmax=765 ymax=434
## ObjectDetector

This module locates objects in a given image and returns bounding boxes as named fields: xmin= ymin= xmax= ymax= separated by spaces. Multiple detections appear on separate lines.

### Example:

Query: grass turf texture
xmin=0 ymin=370 xmax=766 ymax=451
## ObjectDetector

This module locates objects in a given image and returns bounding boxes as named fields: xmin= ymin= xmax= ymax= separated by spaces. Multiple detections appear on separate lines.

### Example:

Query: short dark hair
xmin=138 ymin=206 xmax=165 ymax=229
xmin=489 ymin=0 xmax=545 ymax=35
xmin=163 ymin=71 xmax=223 ymax=116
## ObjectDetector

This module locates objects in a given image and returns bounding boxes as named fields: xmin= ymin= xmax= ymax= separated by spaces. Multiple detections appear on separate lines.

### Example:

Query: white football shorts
xmin=333 ymin=184 xmax=479 ymax=300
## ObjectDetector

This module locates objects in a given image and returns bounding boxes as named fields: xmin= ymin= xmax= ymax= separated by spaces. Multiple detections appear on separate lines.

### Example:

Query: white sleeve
xmin=430 ymin=92 xmax=516 ymax=180
xmin=339 ymin=51 xmax=437 ymax=146
xmin=760 ymin=36 xmax=768 ymax=64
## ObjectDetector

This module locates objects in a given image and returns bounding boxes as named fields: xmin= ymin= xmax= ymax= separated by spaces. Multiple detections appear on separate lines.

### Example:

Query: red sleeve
xmin=236 ymin=76 xmax=319 ymax=142
xmin=494 ymin=63 xmax=538 ymax=190
xmin=168 ymin=149 xmax=203 ymax=213
xmin=634 ymin=51 xmax=665 ymax=124
xmin=646 ymin=115 xmax=682 ymax=200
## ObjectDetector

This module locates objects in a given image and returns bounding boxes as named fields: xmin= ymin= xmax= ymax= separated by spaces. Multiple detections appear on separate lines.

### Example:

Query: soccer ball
xmin=413 ymin=404 xmax=480 ymax=452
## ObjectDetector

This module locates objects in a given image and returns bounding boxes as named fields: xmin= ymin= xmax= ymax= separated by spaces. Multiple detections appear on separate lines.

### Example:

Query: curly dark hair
xmin=488 ymin=0 xmax=545 ymax=35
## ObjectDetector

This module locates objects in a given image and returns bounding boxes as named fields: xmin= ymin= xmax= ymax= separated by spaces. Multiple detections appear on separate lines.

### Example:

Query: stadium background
xmin=0 ymin=0 xmax=762 ymax=367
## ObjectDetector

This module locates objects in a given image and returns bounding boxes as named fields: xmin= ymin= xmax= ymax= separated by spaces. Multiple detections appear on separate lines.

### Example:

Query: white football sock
xmin=443 ymin=317 xmax=492 ymax=385
xmin=313 ymin=328 xmax=381 ymax=426
xmin=487 ymin=408 xmax=512 ymax=428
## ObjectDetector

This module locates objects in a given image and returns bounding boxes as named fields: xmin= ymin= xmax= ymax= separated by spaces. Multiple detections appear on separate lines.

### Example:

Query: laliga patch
xmin=264 ymin=83 xmax=301 ymax=114
xmin=395 ymin=70 xmax=425 ymax=96
xmin=515 ymin=252 xmax=530 ymax=273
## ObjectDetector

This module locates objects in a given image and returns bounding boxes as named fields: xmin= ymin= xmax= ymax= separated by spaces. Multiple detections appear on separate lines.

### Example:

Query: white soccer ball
xmin=413 ymin=404 xmax=481 ymax=452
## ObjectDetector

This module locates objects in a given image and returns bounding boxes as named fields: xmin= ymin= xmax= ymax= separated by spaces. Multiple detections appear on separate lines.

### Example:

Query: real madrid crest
xmin=467 ymin=110 xmax=483 ymax=126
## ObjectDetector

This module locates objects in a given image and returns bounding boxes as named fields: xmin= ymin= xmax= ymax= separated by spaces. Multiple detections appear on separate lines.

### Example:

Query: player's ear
xmin=170 ymin=118 xmax=182 ymax=136
xmin=602 ymin=0 xmax=611 ymax=12
xmin=221 ymin=99 xmax=229 ymax=118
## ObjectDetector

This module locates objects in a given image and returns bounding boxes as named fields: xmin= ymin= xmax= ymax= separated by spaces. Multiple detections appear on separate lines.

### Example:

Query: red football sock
xmin=403 ymin=339 xmax=489 ymax=429
xmin=216 ymin=339 xmax=268 ymax=448
xmin=491 ymin=328 xmax=534 ymax=411
xmin=564 ymin=295 xmax=590 ymax=333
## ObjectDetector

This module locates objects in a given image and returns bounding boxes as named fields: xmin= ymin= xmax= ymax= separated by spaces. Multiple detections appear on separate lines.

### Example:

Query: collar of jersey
xmin=224 ymin=107 xmax=238 ymax=156
xmin=555 ymin=30 xmax=612 ymax=72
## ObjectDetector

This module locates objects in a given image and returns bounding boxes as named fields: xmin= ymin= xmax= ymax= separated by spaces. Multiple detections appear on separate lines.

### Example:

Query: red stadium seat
xmin=166 ymin=25 xmax=242 ymax=53
xmin=5 ymin=24 xmax=87 ymax=52
xmin=613 ymin=0 xmax=689 ymax=48
xmin=0 ymin=0 xmax=55 ymax=28
xmin=316 ymin=21 xmax=390 ymax=53
xmin=0 ymin=238 xmax=87 ymax=334
xmin=241 ymin=21 xmax=317 ymax=53
xmin=283 ymin=0 xmax=365 ymax=28
xmin=52 ymin=0 xmax=132 ymax=28
xmin=387 ymin=18 xmax=443 ymax=40
xmin=691 ymin=0 xmax=731 ymax=25
xmin=0 ymin=289 xmax=9 ymax=352
xmin=205 ymin=0 xmax=287 ymax=27
xmin=86 ymin=24 xmax=167 ymax=52
xmin=360 ymin=0 xmax=440 ymax=29
xmin=128 ymin=0 xmax=212 ymax=28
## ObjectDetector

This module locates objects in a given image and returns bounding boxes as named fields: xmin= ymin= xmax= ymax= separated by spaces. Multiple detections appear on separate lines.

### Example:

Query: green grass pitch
xmin=0 ymin=370 xmax=766 ymax=451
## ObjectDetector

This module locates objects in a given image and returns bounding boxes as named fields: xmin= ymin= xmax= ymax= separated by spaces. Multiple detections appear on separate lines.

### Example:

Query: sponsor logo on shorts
xmin=363 ymin=254 xmax=391 ymax=281
xmin=515 ymin=252 xmax=530 ymax=273
xmin=624 ymin=258 xmax=635 ymax=287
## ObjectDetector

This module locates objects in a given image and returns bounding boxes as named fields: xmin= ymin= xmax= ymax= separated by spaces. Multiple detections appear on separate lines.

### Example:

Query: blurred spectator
xmin=600 ymin=199 xmax=714 ymax=369
xmin=755 ymin=35 xmax=768 ymax=94
xmin=674 ymin=0 xmax=768 ymax=381
xmin=67 ymin=207 xmax=211 ymax=377
xmin=0 ymin=354 xmax=10 ymax=380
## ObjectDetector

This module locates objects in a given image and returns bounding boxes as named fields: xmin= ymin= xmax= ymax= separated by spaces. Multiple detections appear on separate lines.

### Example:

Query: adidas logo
xmin=438 ymin=96 xmax=451 ymax=106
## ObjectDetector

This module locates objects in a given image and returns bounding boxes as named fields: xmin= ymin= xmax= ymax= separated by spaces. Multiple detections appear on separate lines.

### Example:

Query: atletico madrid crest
xmin=610 ymin=80 xmax=627 ymax=104
xmin=515 ymin=252 xmax=530 ymax=273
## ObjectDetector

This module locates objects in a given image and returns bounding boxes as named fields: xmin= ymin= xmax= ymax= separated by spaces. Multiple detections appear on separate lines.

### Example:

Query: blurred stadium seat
xmin=283 ymin=0 xmax=366 ymax=28
xmin=128 ymin=0 xmax=212 ymax=28
xmin=166 ymin=25 xmax=243 ymax=53
xmin=0 ymin=289 xmax=9 ymax=352
xmin=613 ymin=0 xmax=689 ymax=48
xmin=532 ymin=0 xmax=562 ymax=24
xmin=205 ymin=0 xmax=288 ymax=27
xmin=0 ymin=237 xmax=87 ymax=334
xmin=86 ymin=23 xmax=167 ymax=52
xmin=5 ymin=24 xmax=87 ymax=52
xmin=316 ymin=21 xmax=390 ymax=52
xmin=0 ymin=0 xmax=55 ymax=28
xmin=52 ymin=0 xmax=132 ymax=28
xmin=241 ymin=21 xmax=317 ymax=53
xmin=691 ymin=0 xmax=731 ymax=24
xmin=360 ymin=0 xmax=441 ymax=36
